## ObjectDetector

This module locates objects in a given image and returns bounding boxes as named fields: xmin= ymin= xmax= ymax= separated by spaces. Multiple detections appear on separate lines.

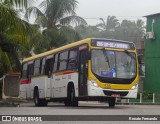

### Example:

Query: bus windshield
xmin=91 ymin=49 xmax=136 ymax=79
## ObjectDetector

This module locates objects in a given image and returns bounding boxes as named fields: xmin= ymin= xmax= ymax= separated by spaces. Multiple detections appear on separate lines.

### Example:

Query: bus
xmin=19 ymin=38 xmax=139 ymax=107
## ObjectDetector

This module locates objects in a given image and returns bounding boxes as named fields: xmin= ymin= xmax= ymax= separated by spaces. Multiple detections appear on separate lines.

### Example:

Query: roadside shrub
xmin=137 ymin=92 xmax=153 ymax=99
xmin=142 ymin=91 xmax=153 ymax=99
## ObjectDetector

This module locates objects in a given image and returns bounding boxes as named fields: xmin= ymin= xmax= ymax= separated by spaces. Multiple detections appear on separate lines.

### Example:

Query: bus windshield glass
xmin=91 ymin=49 xmax=136 ymax=79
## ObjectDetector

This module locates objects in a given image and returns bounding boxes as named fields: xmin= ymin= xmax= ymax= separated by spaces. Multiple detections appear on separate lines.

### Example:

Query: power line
xmin=81 ymin=16 xmax=146 ymax=21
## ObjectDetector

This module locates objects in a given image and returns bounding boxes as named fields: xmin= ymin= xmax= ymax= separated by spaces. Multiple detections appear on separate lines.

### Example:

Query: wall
xmin=144 ymin=14 xmax=160 ymax=93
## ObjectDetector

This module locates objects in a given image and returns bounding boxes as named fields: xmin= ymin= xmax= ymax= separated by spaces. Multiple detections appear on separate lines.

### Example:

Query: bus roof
xmin=23 ymin=38 xmax=91 ymax=63
xmin=22 ymin=38 xmax=134 ymax=63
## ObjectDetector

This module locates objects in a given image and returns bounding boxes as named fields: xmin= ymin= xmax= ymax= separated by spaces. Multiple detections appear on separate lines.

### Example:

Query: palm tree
xmin=0 ymin=0 xmax=36 ymax=72
xmin=97 ymin=16 xmax=120 ymax=31
xmin=24 ymin=0 xmax=87 ymax=50
xmin=0 ymin=0 xmax=39 ymax=99
xmin=136 ymin=19 xmax=145 ymax=39
xmin=25 ymin=0 xmax=87 ymax=29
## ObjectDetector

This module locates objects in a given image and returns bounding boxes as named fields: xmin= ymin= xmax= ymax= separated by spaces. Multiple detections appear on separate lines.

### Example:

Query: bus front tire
xmin=108 ymin=97 xmax=115 ymax=107
xmin=65 ymin=85 xmax=78 ymax=107
xmin=34 ymin=89 xmax=48 ymax=107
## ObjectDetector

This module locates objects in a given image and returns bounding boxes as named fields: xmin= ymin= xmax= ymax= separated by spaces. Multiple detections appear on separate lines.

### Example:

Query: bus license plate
xmin=111 ymin=94 xmax=120 ymax=97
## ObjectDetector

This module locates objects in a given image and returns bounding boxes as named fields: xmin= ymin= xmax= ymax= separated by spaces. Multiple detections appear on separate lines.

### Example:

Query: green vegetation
xmin=75 ymin=17 xmax=145 ymax=43
xmin=130 ymin=92 xmax=160 ymax=103
xmin=0 ymin=0 xmax=40 ymax=74
xmin=129 ymin=99 xmax=160 ymax=103
xmin=25 ymin=0 xmax=87 ymax=53
xmin=0 ymin=0 xmax=35 ymax=98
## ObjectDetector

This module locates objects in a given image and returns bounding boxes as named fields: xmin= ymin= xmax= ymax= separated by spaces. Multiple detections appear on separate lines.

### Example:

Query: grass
xmin=129 ymin=99 xmax=160 ymax=103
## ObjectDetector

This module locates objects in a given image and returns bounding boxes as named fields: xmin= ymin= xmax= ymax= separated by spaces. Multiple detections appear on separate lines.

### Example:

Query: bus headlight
xmin=90 ymin=79 xmax=98 ymax=87
xmin=131 ymin=83 xmax=138 ymax=90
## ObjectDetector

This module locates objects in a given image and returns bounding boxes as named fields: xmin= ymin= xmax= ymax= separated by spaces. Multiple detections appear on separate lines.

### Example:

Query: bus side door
xmin=45 ymin=57 xmax=54 ymax=98
xmin=78 ymin=46 xmax=88 ymax=96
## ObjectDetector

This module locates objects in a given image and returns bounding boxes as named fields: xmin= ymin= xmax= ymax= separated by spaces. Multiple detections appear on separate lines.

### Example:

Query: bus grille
xmin=103 ymin=90 xmax=128 ymax=97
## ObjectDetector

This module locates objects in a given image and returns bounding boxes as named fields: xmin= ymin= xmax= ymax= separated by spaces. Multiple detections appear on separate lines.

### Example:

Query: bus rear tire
xmin=34 ymin=89 xmax=47 ymax=107
xmin=108 ymin=97 xmax=115 ymax=107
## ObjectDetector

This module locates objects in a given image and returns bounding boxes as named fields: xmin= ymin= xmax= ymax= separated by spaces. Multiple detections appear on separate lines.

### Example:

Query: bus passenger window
xmin=34 ymin=59 xmax=41 ymax=76
xmin=69 ymin=49 xmax=77 ymax=59
xmin=27 ymin=64 xmax=34 ymax=79
xmin=40 ymin=58 xmax=46 ymax=75
xmin=53 ymin=54 xmax=59 ymax=72
xmin=68 ymin=48 xmax=78 ymax=69
xmin=22 ymin=63 xmax=28 ymax=78
xmin=59 ymin=51 xmax=68 ymax=71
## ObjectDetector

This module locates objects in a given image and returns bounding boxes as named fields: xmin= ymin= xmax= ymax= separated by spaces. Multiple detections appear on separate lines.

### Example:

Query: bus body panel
xmin=30 ymin=76 xmax=47 ymax=99
xmin=52 ymin=72 xmax=79 ymax=98
xmin=19 ymin=84 xmax=27 ymax=99
xmin=19 ymin=79 xmax=31 ymax=99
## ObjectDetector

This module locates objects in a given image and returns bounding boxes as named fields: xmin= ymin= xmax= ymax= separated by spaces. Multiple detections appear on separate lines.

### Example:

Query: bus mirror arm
xmin=138 ymin=55 xmax=142 ymax=64
xmin=87 ymin=51 xmax=91 ymax=60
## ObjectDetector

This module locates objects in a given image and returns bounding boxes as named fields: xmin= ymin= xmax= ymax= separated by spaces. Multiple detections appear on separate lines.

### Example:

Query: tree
xmin=136 ymin=19 xmax=145 ymax=41
xmin=34 ymin=28 xmax=68 ymax=53
xmin=96 ymin=16 xmax=120 ymax=31
xmin=94 ymin=16 xmax=120 ymax=39
xmin=25 ymin=0 xmax=87 ymax=29
xmin=75 ymin=25 xmax=99 ymax=38
xmin=25 ymin=0 xmax=87 ymax=50
xmin=76 ymin=17 xmax=145 ymax=43
xmin=0 ymin=0 xmax=36 ymax=73
xmin=115 ymin=19 xmax=145 ymax=42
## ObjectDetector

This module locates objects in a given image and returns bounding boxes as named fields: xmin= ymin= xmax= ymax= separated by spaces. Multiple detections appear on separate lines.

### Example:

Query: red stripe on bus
xmin=55 ymin=71 xmax=76 ymax=76
xmin=20 ymin=79 xmax=31 ymax=84
xmin=63 ymin=72 xmax=74 ymax=75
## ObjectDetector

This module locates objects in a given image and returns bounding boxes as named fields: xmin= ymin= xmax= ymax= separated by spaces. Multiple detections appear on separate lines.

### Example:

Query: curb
xmin=116 ymin=102 xmax=160 ymax=105
xmin=0 ymin=101 xmax=18 ymax=107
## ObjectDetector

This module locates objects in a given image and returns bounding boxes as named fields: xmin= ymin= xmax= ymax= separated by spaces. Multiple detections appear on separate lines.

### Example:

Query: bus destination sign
xmin=91 ymin=40 xmax=135 ymax=50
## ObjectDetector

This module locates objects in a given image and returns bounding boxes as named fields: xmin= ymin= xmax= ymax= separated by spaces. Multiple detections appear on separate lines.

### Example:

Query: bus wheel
xmin=40 ymin=99 xmax=48 ymax=107
xmin=64 ymin=99 xmax=69 ymax=106
xmin=34 ymin=89 xmax=41 ymax=107
xmin=108 ymin=97 xmax=115 ymax=107
xmin=66 ymin=85 xmax=78 ymax=107
xmin=70 ymin=86 xmax=78 ymax=107
xmin=34 ymin=89 xmax=48 ymax=107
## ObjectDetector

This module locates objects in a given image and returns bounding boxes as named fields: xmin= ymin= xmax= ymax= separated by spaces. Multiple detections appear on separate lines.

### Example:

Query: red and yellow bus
xmin=19 ymin=38 xmax=139 ymax=107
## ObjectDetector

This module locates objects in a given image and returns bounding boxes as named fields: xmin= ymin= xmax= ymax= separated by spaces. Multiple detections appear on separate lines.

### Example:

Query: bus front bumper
xmin=87 ymin=81 xmax=138 ymax=99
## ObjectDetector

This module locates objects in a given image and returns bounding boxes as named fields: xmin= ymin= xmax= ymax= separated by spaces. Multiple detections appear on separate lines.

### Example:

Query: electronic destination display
xmin=91 ymin=39 xmax=135 ymax=50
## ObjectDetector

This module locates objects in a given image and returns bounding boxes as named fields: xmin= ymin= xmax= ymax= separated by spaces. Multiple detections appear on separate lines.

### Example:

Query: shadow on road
xmin=18 ymin=101 xmax=132 ymax=110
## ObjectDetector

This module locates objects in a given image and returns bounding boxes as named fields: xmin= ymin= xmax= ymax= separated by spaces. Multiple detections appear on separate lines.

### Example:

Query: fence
xmin=128 ymin=92 xmax=160 ymax=104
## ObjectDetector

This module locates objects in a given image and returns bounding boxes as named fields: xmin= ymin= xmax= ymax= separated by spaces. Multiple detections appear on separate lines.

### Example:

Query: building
xmin=144 ymin=13 xmax=160 ymax=93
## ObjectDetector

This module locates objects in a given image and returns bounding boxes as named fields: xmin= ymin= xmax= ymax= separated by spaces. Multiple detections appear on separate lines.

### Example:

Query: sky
xmin=75 ymin=0 xmax=160 ymax=25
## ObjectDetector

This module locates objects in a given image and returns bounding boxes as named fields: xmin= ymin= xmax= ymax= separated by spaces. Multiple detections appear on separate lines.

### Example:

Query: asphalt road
xmin=0 ymin=102 xmax=160 ymax=124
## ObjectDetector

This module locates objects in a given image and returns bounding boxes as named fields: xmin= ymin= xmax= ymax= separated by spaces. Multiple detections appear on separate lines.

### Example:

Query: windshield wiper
xmin=102 ymin=48 xmax=110 ymax=68
xmin=124 ymin=50 xmax=135 ymax=60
